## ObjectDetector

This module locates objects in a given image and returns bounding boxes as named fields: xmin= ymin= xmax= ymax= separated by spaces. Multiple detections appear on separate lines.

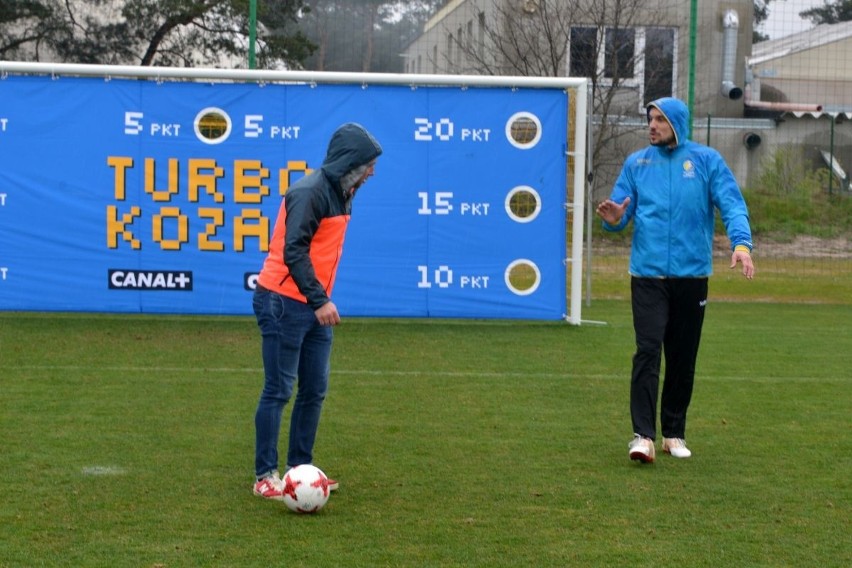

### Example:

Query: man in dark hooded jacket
xmin=252 ymin=123 xmax=382 ymax=499
xmin=596 ymin=97 xmax=754 ymax=464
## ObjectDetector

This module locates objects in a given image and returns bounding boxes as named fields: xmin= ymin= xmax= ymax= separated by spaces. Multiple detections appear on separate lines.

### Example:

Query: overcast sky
xmin=759 ymin=0 xmax=825 ymax=38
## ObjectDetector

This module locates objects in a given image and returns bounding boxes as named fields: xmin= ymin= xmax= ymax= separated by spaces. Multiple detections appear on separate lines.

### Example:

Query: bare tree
xmin=800 ymin=0 xmax=852 ymax=25
xmin=753 ymin=0 xmax=774 ymax=42
xmin=304 ymin=0 xmax=330 ymax=70
xmin=362 ymin=0 xmax=381 ymax=72
xmin=299 ymin=0 xmax=443 ymax=73
xmin=445 ymin=0 xmax=671 ymax=192
xmin=0 ymin=0 xmax=314 ymax=68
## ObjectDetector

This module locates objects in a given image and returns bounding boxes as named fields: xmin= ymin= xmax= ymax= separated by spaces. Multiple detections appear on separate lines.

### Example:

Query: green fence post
xmin=688 ymin=0 xmax=697 ymax=140
xmin=829 ymin=115 xmax=835 ymax=196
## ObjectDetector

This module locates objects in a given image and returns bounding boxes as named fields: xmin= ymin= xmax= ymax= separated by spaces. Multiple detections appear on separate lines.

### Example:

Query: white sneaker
xmin=628 ymin=434 xmax=655 ymax=463
xmin=662 ymin=438 xmax=692 ymax=458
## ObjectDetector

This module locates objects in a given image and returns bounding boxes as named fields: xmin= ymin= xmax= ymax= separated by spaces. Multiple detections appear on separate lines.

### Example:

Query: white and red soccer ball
xmin=282 ymin=465 xmax=331 ymax=513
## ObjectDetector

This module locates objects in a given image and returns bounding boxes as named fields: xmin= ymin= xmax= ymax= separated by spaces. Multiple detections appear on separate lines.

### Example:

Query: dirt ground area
xmin=749 ymin=236 xmax=852 ymax=259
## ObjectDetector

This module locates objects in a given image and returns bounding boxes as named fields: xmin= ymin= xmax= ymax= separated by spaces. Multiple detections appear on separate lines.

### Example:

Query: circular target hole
xmin=505 ymin=112 xmax=542 ymax=149
xmin=504 ymin=259 xmax=541 ymax=296
xmin=505 ymin=186 xmax=542 ymax=222
xmin=194 ymin=108 xmax=231 ymax=144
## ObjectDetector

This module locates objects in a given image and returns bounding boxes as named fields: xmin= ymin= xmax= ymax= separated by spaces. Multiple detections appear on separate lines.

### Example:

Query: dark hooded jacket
xmin=603 ymin=97 xmax=752 ymax=278
xmin=257 ymin=123 xmax=382 ymax=308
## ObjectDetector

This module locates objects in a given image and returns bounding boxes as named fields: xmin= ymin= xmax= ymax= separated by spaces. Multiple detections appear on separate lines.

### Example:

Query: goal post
xmin=0 ymin=61 xmax=589 ymax=323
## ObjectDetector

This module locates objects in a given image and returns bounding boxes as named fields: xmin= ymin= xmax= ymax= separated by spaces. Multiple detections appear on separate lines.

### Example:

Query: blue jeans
xmin=253 ymin=288 xmax=333 ymax=478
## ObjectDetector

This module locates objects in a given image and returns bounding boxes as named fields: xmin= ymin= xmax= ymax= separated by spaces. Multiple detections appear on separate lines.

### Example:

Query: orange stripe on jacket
xmin=256 ymin=200 xmax=350 ymax=304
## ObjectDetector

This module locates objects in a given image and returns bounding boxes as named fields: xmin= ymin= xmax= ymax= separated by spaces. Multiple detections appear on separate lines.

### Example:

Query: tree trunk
xmin=361 ymin=2 xmax=378 ymax=72
xmin=140 ymin=9 xmax=198 ymax=66
xmin=309 ymin=0 xmax=327 ymax=71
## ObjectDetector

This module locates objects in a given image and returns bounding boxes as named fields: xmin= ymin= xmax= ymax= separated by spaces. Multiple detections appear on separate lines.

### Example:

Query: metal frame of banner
xmin=0 ymin=61 xmax=589 ymax=324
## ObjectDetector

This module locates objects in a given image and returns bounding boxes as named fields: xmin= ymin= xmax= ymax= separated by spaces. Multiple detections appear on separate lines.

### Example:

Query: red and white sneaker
xmin=253 ymin=473 xmax=285 ymax=500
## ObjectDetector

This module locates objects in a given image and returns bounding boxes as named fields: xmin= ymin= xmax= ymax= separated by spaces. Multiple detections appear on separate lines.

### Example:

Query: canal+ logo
xmin=108 ymin=269 xmax=193 ymax=291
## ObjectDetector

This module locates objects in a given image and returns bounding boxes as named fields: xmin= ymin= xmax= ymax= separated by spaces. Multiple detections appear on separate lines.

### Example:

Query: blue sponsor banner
xmin=0 ymin=75 xmax=568 ymax=319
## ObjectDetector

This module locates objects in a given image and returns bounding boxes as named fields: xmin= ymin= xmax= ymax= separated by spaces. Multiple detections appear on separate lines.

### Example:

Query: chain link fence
xmin=3 ymin=0 xmax=850 ymax=295
xmin=289 ymin=1 xmax=852 ymax=285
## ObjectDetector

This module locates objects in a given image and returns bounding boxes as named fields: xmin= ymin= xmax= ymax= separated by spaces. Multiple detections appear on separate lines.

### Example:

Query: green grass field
xmin=1 ymin=272 xmax=850 ymax=566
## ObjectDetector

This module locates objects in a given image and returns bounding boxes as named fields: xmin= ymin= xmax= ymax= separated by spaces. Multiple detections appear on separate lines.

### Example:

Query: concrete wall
xmin=690 ymin=1 xmax=754 ymax=118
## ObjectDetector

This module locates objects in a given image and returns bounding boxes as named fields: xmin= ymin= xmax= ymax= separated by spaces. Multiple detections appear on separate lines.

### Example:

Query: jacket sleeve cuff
xmin=734 ymin=244 xmax=751 ymax=254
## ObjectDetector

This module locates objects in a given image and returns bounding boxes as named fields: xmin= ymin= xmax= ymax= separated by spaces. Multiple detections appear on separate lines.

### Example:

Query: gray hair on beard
xmin=339 ymin=164 xmax=370 ymax=194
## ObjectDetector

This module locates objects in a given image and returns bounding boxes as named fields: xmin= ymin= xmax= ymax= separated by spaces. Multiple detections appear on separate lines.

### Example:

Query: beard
xmin=651 ymin=133 xmax=675 ymax=147
xmin=339 ymin=164 xmax=370 ymax=197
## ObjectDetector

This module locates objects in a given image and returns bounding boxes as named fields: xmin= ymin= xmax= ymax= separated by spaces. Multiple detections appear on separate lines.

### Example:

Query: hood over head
xmin=646 ymin=97 xmax=690 ymax=148
xmin=321 ymin=123 xmax=383 ymax=190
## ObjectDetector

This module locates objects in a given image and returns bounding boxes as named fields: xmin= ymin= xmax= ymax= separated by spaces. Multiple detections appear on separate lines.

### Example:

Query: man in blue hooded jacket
xmin=596 ymin=97 xmax=754 ymax=464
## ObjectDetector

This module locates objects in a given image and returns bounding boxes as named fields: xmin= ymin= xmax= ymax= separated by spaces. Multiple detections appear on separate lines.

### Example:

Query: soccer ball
xmin=282 ymin=465 xmax=331 ymax=513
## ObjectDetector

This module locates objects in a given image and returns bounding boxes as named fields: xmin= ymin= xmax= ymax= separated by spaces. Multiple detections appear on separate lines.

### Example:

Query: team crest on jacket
xmin=682 ymin=160 xmax=696 ymax=178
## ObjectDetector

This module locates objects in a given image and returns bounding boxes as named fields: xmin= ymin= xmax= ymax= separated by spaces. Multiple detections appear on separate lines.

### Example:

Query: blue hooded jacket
xmin=603 ymin=97 xmax=753 ymax=278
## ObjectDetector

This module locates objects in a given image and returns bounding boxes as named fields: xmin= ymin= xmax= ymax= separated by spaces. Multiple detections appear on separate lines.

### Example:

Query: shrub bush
xmin=744 ymin=144 xmax=852 ymax=239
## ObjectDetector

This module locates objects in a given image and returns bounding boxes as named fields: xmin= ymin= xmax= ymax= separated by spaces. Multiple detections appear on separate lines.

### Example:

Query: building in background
xmin=743 ymin=21 xmax=852 ymax=190
xmin=403 ymin=1 xmax=751 ymax=117
xmin=746 ymin=21 xmax=852 ymax=114
xmin=401 ymin=0 xmax=851 ymax=192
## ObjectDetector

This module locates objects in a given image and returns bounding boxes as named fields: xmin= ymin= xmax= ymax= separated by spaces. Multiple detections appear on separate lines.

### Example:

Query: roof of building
xmin=424 ymin=0 xmax=467 ymax=32
xmin=746 ymin=21 xmax=852 ymax=117
xmin=749 ymin=20 xmax=852 ymax=66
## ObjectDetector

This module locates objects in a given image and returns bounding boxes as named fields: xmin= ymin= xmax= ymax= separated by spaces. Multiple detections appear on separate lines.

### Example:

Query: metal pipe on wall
xmin=721 ymin=9 xmax=743 ymax=100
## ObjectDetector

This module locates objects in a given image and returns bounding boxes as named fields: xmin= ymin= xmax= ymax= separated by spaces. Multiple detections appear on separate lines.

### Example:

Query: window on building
xmin=433 ymin=45 xmax=438 ymax=73
xmin=569 ymin=27 xmax=597 ymax=79
xmin=568 ymin=26 xmax=676 ymax=111
xmin=644 ymin=27 xmax=675 ymax=104
xmin=604 ymin=28 xmax=635 ymax=79
xmin=447 ymin=32 xmax=453 ymax=69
